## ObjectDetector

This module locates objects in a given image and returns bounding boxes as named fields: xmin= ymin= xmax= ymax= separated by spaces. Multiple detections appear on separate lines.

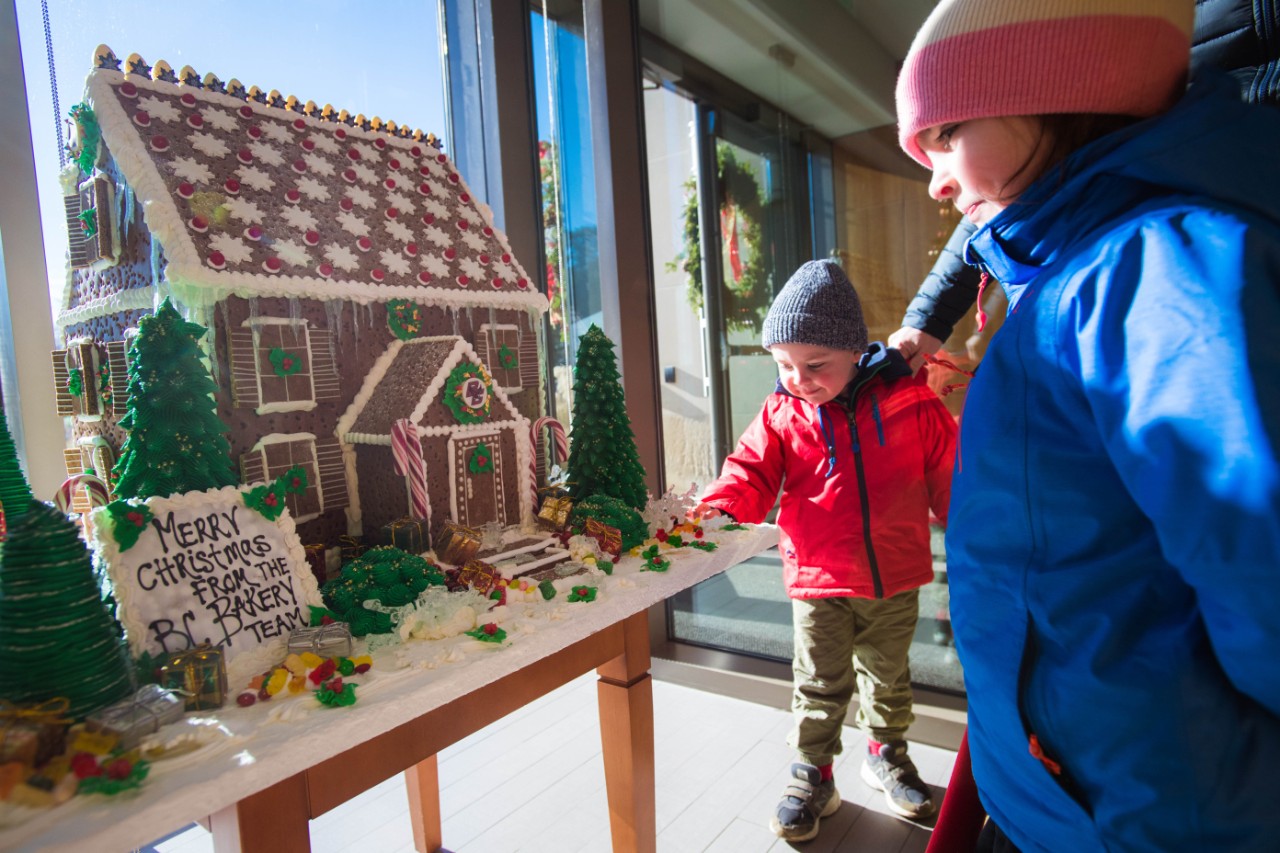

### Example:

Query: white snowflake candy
xmin=261 ymin=121 xmax=292 ymax=145
xmin=138 ymin=95 xmax=181 ymax=124
xmin=418 ymin=155 xmax=447 ymax=178
xmin=223 ymin=196 xmax=265 ymax=223
xmin=297 ymin=176 xmax=331 ymax=202
xmin=280 ymin=206 xmax=319 ymax=232
xmin=324 ymin=243 xmax=360 ymax=272
xmin=307 ymin=134 xmax=340 ymax=155
xmin=350 ymin=141 xmax=380 ymax=163
xmin=237 ymin=165 xmax=274 ymax=192
xmin=351 ymin=162 xmax=377 ymax=185
xmin=459 ymin=256 xmax=486 ymax=281
xmin=421 ymin=254 xmax=449 ymax=277
xmin=303 ymin=155 xmax=335 ymax=178
xmin=461 ymin=230 xmax=487 ymax=254
xmin=384 ymin=218 xmax=413 ymax=243
xmin=385 ymin=191 xmax=414 ymax=215
xmin=422 ymin=225 xmax=450 ymax=248
xmin=422 ymin=197 xmax=449 ymax=220
xmin=345 ymin=185 xmax=376 ymax=209
xmin=202 ymin=108 xmax=238 ymax=133
xmin=208 ymin=232 xmax=255 ymax=265
xmin=379 ymin=248 xmax=411 ymax=276
xmin=190 ymin=132 xmax=230 ymax=159
xmin=168 ymin=155 xmax=213 ymax=185
xmin=273 ymin=239 xmax=311 ymax=267
xmin=248 ymin=140 xmax=285 ymax=167
xmin=337 ymin=210 xmax=371 ymax=237
xmin=491 ymin=262 xmax=518 ymax=283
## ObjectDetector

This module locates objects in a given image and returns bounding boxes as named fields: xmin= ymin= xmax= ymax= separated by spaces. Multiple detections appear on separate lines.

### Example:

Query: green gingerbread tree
xmin=113 ymin=299 xmax=238 ymax=500
xmin=0 ymin=501 xmax=133 ymax=718
xmin=0 ymin=407 xmax=33 ymax=529
xmin=565 ymin=325 xmax=648 ymax=510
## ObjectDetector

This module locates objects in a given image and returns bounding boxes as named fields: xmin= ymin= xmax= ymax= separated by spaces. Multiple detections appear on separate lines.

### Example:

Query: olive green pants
xmin=788 ymin=589 xmax=919 ymax=767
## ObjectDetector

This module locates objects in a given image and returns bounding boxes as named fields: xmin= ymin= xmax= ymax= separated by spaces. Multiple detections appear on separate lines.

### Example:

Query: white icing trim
xmin=58 ymin=285 xmax=156 ymax=328
xmin=256 ymin=400 xmax=317 ymax=415
xmin=334 ymin=337 xmax=406 ymax=440
xmin=250 ymin=431 xmax=318 ymax=453
xmin=239 ymin=316 xmax=309 ymax=327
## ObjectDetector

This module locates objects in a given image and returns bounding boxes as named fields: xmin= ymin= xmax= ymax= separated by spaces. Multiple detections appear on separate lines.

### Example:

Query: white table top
xmin=0 ymin=523 xmax=778 ymax=853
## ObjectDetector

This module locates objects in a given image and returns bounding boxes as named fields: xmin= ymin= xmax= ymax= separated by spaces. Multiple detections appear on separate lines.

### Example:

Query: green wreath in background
xmin=668 ymin=144 xmax=770 ymax=333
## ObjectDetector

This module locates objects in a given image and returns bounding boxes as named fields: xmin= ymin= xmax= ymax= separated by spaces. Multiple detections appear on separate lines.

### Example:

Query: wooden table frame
xmin=209 ymin=610 xmax=655 ymax=853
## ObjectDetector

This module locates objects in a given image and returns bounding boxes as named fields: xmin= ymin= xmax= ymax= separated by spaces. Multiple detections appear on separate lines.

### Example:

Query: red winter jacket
xmin=701 ymin=346 xmax=955 ymax=599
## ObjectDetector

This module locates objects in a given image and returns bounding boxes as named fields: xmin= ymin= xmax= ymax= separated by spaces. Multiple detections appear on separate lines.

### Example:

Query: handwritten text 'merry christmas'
xmin=134 ymin=502 xmax=303 ymax=652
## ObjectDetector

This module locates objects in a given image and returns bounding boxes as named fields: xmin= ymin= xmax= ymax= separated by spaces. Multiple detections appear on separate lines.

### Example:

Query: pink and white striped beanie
xmin=896 ymin=0 xmax=1195 ymax=167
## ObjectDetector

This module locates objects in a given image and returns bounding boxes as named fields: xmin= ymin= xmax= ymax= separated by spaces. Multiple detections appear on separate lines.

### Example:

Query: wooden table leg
xmin=405 ymin=753 xmax=443 ymax=853
xmin=597 ymin=611 xmax=656 ymax=853
xmin=210 ymin=773 xmax=310 ymax=852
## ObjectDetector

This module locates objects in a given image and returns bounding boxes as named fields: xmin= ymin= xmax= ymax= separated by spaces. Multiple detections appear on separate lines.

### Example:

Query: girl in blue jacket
xmin=897 ymin=1 xmax=1280 ymax=851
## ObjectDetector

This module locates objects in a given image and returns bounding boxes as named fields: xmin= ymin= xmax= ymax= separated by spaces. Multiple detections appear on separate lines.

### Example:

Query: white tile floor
xmin=143 ymin=674 xmax=954 ymax=853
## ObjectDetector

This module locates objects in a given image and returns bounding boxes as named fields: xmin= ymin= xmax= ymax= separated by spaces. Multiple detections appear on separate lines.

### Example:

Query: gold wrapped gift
xmin=584 ymin=518 xmax=622 ymax=559
xmin=435 ymin=520 xmax=482 ymax=565
xmin=287 ymin=622 xmax=353 ymax=659
xmin=378 ymin=516 xmax=430 ymax=553
xmin=0 ymin=699 xmax=69 ymax=767
xmin=85 ymin=684 xmax=184 ymax=750
xmin=537 ymin=495 xmax=573 ymax=531
xmin=457 ymin=559 xmax=501 ymax=595
xmin=158 ymin=644 xmax=227 ymax=711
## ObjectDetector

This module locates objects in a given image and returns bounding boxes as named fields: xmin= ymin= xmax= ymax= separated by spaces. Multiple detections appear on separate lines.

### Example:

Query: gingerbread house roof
xmin=338 ymin=336 xmax=526 ymax=442
xmin=67 ymin=48 xmax=547 ymax=317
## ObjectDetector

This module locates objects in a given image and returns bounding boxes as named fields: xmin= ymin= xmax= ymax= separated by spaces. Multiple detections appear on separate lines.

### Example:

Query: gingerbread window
xmin=478 ymin=324 xmax=522 ymax=392
xmin=255 ymin=322 xmax=315 ymax=412
xmin=244 ymin=434 xmax=322 ymax=522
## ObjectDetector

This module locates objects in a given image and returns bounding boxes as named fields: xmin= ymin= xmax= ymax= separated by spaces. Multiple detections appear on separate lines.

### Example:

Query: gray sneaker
xmin=769 ymin=763 xmax=840 ymax=842
xmin=860 ymin=742 xmax=936 ymax=820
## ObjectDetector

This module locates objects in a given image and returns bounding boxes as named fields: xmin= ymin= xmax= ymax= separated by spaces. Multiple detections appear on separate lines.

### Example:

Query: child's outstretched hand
xmin=687 ymin=502 xmax=723 ymax=522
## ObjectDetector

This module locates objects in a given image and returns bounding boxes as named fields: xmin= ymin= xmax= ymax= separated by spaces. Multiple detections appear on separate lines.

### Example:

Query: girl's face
xmin=770 ymin=342 xmax=861 ymax=407
xmin=918 ymin=116 xmax=1052 ymax=226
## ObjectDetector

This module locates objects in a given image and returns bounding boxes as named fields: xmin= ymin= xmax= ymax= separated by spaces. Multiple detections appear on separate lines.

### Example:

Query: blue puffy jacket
xmin=949 ymin=74 xmax=1280 ymax=852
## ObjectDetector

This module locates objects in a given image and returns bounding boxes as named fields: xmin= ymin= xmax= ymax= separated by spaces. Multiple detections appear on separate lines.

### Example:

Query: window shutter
xmin=65 ymin=192 xmax=100 ymax=270
xmin=75 ymin=342 xmax=103 ymax=418
xmin=229 ymin=329 xmax=261 ymax=409
xmin=314 ymin=437 xmax=349 ymax=511
xmin=497 ymin=328 xmax=521 ymax=391
xmin=62 ymin=448 xmax=93 ymax=513
xmin=51 ymin=350 xmax=76 ymax=416
xmin=518 ymin=325 xmax=538 ymax=391
xmin=308 ymin=328 xmax=342 ymax=403
xmin=240 ymin=448 xmax=267 ymax=485
xmin=104 ymin=340 xmax=131 ymax=416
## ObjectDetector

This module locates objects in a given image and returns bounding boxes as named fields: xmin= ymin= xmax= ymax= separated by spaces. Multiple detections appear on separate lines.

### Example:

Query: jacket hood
xmin=969 ymin=72 xmax=1280 ymax=286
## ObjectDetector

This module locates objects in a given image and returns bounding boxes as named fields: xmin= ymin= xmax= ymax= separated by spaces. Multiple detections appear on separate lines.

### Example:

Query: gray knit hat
xmin=761 ymin=260 xmax=868 ymax=352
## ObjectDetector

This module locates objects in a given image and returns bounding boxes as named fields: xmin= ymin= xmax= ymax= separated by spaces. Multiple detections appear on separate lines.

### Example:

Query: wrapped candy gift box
xmin=584 ymin=518 xmax=622 ymax=560
xmin=456 ymin=559 xmax=501 ymax=595
xmin=0 ymin=700 xmax=69 ymax=767
xmin=287 ymin=622 xmax=353 ymax=659
xmin=434 ymin=521 xmax=482 ymax=565
xmin=537 ymin=494 xmax=573 ymax=531
xmin=158 ymin=645 xmax=227 ymax=711
xmin=378 ymin=516 xmax=430 ymax=554
xmin=85 ymin=684 xmax=184 ymax=750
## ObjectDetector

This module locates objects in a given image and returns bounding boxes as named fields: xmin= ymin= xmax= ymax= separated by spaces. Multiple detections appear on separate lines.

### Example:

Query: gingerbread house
xmin=53 ymin=46 xmax=547 ymax=548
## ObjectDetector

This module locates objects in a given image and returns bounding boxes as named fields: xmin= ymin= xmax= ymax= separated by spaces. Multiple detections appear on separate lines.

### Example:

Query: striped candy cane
xmin=529 ymin=416 xmax=569 ymax=504
xmin=391 ymin=418 xmax=430 ymax=522
xmin=54 ymin=473 xmax=111 ymax=516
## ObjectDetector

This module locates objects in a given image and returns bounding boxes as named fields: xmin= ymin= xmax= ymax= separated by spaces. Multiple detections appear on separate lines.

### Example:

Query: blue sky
xmin=16 ymin=1 xmax=447 ymax=315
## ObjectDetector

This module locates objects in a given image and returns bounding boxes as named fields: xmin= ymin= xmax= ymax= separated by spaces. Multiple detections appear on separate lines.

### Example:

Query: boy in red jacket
xmin=691 ymin=260 xmax=955 ymax=841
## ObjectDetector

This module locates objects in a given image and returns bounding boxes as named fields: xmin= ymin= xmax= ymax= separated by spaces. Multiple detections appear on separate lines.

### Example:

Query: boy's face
xmin=917 ymin=115 xmax=1050 ymax=226
xmin=770 ymin=342 xmax=861 ymax=407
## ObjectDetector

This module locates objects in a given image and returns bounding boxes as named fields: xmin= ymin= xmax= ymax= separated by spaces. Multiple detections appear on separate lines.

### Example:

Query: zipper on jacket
xmin=871 ymin=392 xmax=885 ymax=447
xmin=846 ymin=407 xmax=884 ymax=599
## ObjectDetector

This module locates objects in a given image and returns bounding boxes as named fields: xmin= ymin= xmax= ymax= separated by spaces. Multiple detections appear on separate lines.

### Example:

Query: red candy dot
xmin=483 ymin=226 xmax=494 ymax=237
xmin=304 ymin=230 xmax=320 ymax=246
xmin=374 ymin=137 xmax=387 ymax=150
xmin=180 ymin=92 xmax=197 ymax=108
xmin=370 ymin=269 xmax=385 ymax=282
xmin=224 ymin=178 xmax=240 ymax=194
xmin=119 ymin=81 xmax=138 ymax=98
xmin=384 ymin=178 xmax=397 ymax=190
xmin=133 ymin=111 xmax=151 ymax=127
xmin=335 ymin=127 xmax=347 ymax=140
xmin=207 ymin=251 xmax=226 ymax=270
xmin=238 ymin=105 xmax=254 ymax=119
xmin=356 ymin=237 xmax=372 ymax=252
xmin=419 ymin=166 xmax=431 ymax=176
xmin=491 ymin=277 xmax=503 ymax=289
xmin=448 ymin=173 xmax=460 ymax=184
xmin=187 ymin=114 xmax=204 ymax=129
xmin=389 ymin=158 xmax=401 ymax=169
xmin=177 ymin=182 xmax=194 ymax=199
xmin=237 ymin=148 xmax=253 ymax=164
xmin=342 ymin=169 xmax=357 ymax=183
xmin=263 ymin=257 xmax=283 ymax=273
xmin=443 ymin=248 xmax=456 ymax=260
xmin=437 ymin=153 xmax=448 ymax=163
xmin=248 ymin=126 xmax=262 ymax=139
xmin=501 ymin=253 xmax=511 ymax=263
xmin=189 ymin=215 xmax=208 ymax=232
xmin=460 ymin=193 xmax=470 ymax=204
xmin=292 ymin=118 xmax=306 ymax=131
xmin=318 ymin=262 xmax=334 ymax=277
xmin=479 ymin=253 xmax=490 ymax=264
xmin=245 ymin=226 xmax=263 ymax=241
xmin=285 ymin=188 xmax=301 ymax=203
xmin=422 ymin=213 xmax=435 ymax=226
xmin=385 ymin=207 xmax=399 ymax=219
xmin=301 ymin=139 xmax=315 ymax=152
xmin=347 ymin=148 xmax=360 ymax=160
xmin=404 ymin=242 xmax=418 ymax=256
xmin=457 ymin=274 xmax=469 ymax=286
xmin=236 ymin=691 xmax=256 ymax=707
xmin=417 ymin=271 xmax=432 ymax=284
xmin=410 ymin=146 xmax=422 ymax=157
xmin=418 ymin=183 xmax=432 ymax=196
xmin=516 ymin=277 xmax=529 ymax=289
xmin=457 ymin=219 xmax=470 ymax=231
xmin=339 ymin=197 xmax=354 ymax=211
xmin=150 ymin=135 xmax=169 ymax=152
xmin=292 ymin=159 xmax=307 ymax=173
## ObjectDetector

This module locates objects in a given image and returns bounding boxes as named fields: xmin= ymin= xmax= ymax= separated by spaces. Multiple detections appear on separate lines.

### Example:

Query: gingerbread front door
xmin=452 ymin=432 xmax=507 ymax=529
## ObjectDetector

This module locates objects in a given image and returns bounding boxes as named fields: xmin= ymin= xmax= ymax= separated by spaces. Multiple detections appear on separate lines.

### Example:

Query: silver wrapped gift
xmin=287 ymin=622 xmax=353 ymax=659
xmin=86 ymin=683 xmax=185 ymax=750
